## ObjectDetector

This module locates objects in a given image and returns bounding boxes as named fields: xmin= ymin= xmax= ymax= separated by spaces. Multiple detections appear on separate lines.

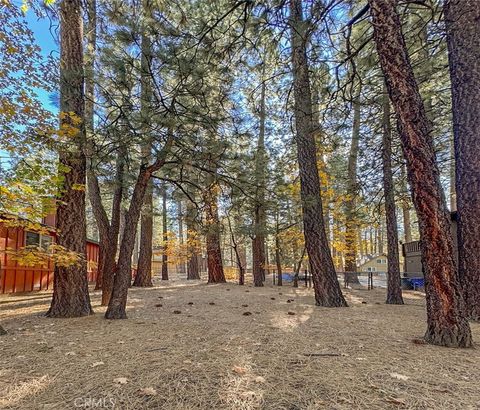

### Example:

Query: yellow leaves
xmin=1 ymin=216 xmax=52 ymax=236
xmin=19 ymin=0 xmax=55 ymax=14
xmin=6 ymin=243 xmax=83 ymax=268
xmin=6 ymin=45 xmax=18 ymax=54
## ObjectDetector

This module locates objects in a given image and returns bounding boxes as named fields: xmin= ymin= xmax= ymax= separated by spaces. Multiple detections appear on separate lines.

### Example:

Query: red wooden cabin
xmin=0 ymin=213 xmax=99 ymax=294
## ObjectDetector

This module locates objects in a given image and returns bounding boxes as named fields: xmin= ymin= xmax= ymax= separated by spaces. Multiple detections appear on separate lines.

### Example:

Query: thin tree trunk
xmin=275 ymin=232 xmax=283 ymax=286
xmin=186 ymin=201 xmax=201 ymax=280
xmin=177 ymin=200 xmax=186 ymax=274
xmin=290 ymin=0 xmax=347 ymax=307
xmin=85 ymin=0 xmax=97 ymax=286
xmin=444 ymin=0 xmax=480 ymax=321
xmin=227 ymin=215 xmax=245 ymax=285
xmin=47 ymin=0 xmax=93 ymax=318
xmin=381 ymin=85 xmax=403 ymax=305
xmin=161 ymin=184 xmax=169 ymax=280
xmin=400 ymin=164 xmax=412 ymax=243
xmin=252 ymin=81 xmax=267 ymax=287
xmin=345 ymin=87 xmax=361 ymax=285
xmin=133 ymin=16 xmax=153 ymax=287
xmin=369 ymin=0 xmax=471 ymax=347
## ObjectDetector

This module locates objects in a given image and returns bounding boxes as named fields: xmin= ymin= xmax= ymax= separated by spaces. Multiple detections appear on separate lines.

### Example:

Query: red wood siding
xmin=0 ymin=223 xmax=99 ymax=294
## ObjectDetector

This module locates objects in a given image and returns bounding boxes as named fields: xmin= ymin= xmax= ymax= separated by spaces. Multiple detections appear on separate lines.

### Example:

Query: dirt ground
xmin=0 ymin=277 xmax=479 ymax=410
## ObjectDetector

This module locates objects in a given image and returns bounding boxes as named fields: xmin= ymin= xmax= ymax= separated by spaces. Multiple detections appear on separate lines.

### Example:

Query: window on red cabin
xmin=25 ymin=232 xmax=52 ymax=251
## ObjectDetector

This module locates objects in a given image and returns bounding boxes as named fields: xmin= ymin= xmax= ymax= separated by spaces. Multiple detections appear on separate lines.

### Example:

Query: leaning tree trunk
xmin=444 ymin=0 xmax=480 ymax=321
xmin=105 ymin=171 xmax=149 ymax=319
xmin=368 ymin=0 xmax=471 ymax=347
xmin=252 ymin=80 xmax=267 ymax=287
xmin=290 ymin=0 xmax=347 ymax=307
xmin=381 ymin=85 xmax=403 ymax=305
xmin=344 ymin=87 xmax=361 ymax=285
xmin=186 ymin=202 xmax=201 ymax=280
xmin=47 ymin=0 xmax=93 ymax=318
xmin=105 ymin=138 xmax=173 ymax=319
xmin=101 ymin=151 xmax=124 ymax=305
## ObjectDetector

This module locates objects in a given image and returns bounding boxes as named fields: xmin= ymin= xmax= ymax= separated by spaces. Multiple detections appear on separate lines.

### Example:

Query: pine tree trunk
xmin=444 ymin=0 xmax=480 ymax=321
xmin=101 ymin=151 xmax=124 ymax=305
xmin=47 ymin=0 xmax=93 ymax=318
xmin=105 ymin=136 xmax=173 ymax=319
xmin=133 ymin=12 xmax=153 ymax=287
xmin=381 ymin=85 xmax=403 ymax=305
xmin=228 ymin=216 xmax=245 ymax=285
xmin=186 ymin=202 xmax=201 ymax=280
xmin=85 ymin=0 xmax=97 ymax=289
xmin=134 ymin=180 xmax=153 ymax=287
xmin=161 ymin=184 xmax=169 ymax=281
xmin=275 ymin=234 xmax=283 ymax=286
xmin=105 ymin=170 xmax=149 ymax=319
xmin=400 ymin=164 xmax=412 ymax=243
xmin=252 ymin=81 xmax=267 ymax=287
xmin=177 ymin=201 xmax=186 ymax=274
xmin=345 ymin=88 xmax=361 ymax=285
xmin=204 ymin=179 xmax=226 ymax=283
xmin=290 ymin=0 xmax=347 ymax=307
xmin=369 ymin=0 xmax=471 ymax=347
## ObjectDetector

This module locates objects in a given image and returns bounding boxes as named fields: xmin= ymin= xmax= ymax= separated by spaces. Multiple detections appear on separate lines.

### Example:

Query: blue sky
xmin=26 ymin=7 xmax=59 ymax=110
xmin=0 ymin=9 xmax=58 ymax=164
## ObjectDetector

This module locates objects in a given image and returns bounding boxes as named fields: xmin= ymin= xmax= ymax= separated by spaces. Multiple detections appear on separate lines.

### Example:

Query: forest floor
xmin=1 ymin=277 xmax=480 ymax=410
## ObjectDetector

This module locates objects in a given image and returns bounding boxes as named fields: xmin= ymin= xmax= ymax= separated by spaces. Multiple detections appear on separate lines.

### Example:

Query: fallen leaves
xmin=139 ymin=387 xmax=157 ymax=396
xmin=389 ymin=372 xmax=409 ymax=381
xmin=232 ymin=366 xmax=247 ymax=375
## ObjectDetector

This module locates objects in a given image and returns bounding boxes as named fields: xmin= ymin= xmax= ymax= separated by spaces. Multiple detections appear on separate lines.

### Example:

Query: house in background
xmin=357 ymin=253 xmax=388 ymax=273
xmin=402 ymin=211 xmax=458 ymax=277
xmin=0 ymin=212 xmax=99 ymax=294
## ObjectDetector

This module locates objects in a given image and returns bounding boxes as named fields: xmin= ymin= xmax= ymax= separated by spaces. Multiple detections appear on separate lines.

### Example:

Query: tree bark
xmin=227 ymin=215 xmax=245 ymax=285
xmin=204 ymin=177 xmax=226 ymax=283
xmin=345 ymin=88 xmax=361 ymax=285
xmin=368 ymin=0 xmax=471 ymax=347
xmin=186 ymin=201 xmax=201 ymax=280
xmin=275 ymin=233 xmax=283 ymax=286
xmin=400 ymin=164 xmax=412 ymax=243
xmin=252 ymin=81 xmax=267 ymax=287
xmin=161 ymin=184 xmax=169 ymax=280
xmin=177 ymin=200 xmax=186 ymax=274
xmin=105 ymin=137 xmax=173 ymax=319
xmin=133 ymin=18 xmax=153 ymax=287
xmin=381 ymin=85 xmax=403 ymax=305
xmin=290 ymin=0 xmax=347 ymax=307
xmin=444 ymin=0 xmax=480 ymax=321
xmin=47 ymin=0 xmax=93 ymax=318
xmin=134 ymin=180 xmax=153 ymax=286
